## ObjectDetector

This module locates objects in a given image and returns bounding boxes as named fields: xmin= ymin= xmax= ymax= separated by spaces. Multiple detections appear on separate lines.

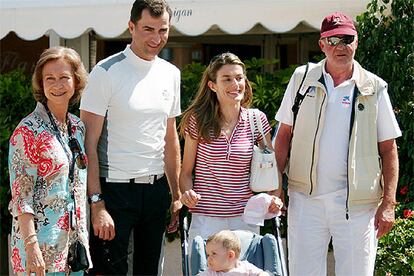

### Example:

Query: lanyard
xmin=44 ymin=104 xmax=78 ymax=230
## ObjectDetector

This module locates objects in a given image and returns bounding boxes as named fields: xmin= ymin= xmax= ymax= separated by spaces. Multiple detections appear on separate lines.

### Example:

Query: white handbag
xmin=249 ymin=109 xmax=279 ymax=192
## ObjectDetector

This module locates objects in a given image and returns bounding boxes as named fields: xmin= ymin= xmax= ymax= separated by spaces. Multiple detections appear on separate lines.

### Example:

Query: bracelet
xmin=24 ymin=233 xmax=36 ymax=242
xmin=23 ymin=233 xmax=37 ymax=244
xmin=23 ymin=234 xmax=38 ymax=248
xmin=24 ymin=238 xmax=38 ymax=249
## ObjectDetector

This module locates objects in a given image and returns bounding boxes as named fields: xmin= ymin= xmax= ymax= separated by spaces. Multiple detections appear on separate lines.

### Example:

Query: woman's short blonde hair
xmin=206 ymin=230 xmax=241 ymax=258
xmin=32 ymin=46 xmax=88 ymax=106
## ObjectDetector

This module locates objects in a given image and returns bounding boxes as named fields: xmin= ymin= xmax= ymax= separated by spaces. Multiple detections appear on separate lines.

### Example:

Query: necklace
xmin=221 ymin=119 xmax=238 ymax=139
xmin=45 ymin=105 xmax=72 ymax=139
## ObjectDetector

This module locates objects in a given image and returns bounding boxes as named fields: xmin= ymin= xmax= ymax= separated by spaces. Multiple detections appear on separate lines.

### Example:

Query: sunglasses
xmin=325 ymin=35 xmax=355 ymax=46
xmin=69 ymin=138 xmax=87 ymax=169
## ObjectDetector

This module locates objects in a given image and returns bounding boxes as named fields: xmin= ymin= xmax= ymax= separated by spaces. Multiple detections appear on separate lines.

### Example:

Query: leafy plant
xmin=245 ymin=58 xmax=296 ymax=128
xmin=356 ymin=0 xmax=414 ymax=275
xmin=180 ymin=62 xmax=207 ymax=113
xmin=376 ymin=217 xmax=414 ymax=275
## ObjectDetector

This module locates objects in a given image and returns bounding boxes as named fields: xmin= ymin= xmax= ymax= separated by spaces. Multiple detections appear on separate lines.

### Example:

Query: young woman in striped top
xmin=179 ymin=52 xmax=283 ymax=247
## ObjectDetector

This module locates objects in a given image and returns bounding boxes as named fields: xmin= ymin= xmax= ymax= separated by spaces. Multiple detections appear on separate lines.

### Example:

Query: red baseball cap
xmin=320 ymin=12 xmax=357 ymax=38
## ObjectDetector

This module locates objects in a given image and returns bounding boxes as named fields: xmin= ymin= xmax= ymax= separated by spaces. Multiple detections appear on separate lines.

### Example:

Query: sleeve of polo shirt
xmin=185 ymin=114 xmax=199 ymax=140
xmin=377 ymin=84 xmax=402 ymax=142
xmin=169 ymin=68 xmax=181 ymax=118
xmin=80 ymin=66 xmax=111 ymax=116
xmin=275 ymin=66 xmax=304 ymax=126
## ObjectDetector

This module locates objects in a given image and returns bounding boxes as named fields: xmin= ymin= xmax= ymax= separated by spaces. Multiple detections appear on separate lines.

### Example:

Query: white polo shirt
xmin=276 ymin=61 xmax=401 ymax=197
xmin=80 ymin=45 xmax=181 ymax=179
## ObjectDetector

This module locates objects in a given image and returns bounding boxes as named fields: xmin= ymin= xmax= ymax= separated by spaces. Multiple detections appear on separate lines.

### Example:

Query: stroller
xmin=179 ymin=206 xmax=288 ymax=276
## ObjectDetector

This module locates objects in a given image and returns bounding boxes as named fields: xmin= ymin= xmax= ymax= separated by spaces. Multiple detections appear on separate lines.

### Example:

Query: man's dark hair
xmin=130 ymin=0 xmax=172 ymax=24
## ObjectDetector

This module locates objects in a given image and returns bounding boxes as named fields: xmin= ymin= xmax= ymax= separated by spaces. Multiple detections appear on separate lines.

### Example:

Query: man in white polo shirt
xmin=275 ymin=12 xmax=401 ymax=276
xmin=80 ymin=0 xmax=181 ymax=275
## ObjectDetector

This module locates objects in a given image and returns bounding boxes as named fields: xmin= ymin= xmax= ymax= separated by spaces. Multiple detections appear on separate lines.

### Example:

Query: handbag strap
xmin=285 ymin=63 xmax=310 ymax=170
xmin=291 ymin=62 xmax=310 ymax=132
xmin=249 ymin=108 xmax=269 ymax=149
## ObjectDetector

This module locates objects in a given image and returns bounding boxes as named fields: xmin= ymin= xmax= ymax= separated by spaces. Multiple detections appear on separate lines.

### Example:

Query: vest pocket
xmin=349 ymin=155 xmax=382 ymax=203
xmin=288 ymin=139 xmax=313 ymax=188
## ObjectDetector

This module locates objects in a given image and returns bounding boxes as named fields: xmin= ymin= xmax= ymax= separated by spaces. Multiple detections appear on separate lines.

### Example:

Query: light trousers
xmin=288 ymin=191 xmax=378 ymax=276
xmin=188 ymin=214 xmax=259 ymax=246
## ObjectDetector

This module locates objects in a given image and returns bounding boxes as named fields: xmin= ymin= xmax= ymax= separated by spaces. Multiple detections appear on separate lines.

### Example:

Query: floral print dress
xmin=8 ymin=102 xmax=91 ymax=273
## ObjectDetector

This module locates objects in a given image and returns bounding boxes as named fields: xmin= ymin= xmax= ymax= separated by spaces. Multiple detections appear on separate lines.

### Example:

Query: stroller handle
xmin=273 ymin=217 xmax=288 ymax=276
xmin=179 ymin=205 xmax=190 ymax=276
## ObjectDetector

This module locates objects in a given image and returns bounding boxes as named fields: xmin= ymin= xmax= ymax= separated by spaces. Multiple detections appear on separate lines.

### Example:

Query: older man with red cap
xmin=274 ymin=12 xmax=401 ymax=275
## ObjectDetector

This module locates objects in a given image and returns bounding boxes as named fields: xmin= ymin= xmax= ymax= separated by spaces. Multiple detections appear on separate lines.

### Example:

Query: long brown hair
xmin=179 ymin=52 xmax=253 ymax=142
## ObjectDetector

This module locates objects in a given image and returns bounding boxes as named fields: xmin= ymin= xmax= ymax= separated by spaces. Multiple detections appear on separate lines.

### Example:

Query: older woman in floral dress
xmin=8 ymin=46 xmax=91 ymax=275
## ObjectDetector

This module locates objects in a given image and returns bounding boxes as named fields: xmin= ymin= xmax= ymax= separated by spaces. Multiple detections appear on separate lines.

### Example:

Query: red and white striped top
xmin=186 ymin=108 xmax=271 ymax=217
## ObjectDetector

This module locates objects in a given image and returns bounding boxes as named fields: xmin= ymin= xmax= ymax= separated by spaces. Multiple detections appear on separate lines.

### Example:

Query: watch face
xmin=89 ymin=194 xmax=102 ymax=203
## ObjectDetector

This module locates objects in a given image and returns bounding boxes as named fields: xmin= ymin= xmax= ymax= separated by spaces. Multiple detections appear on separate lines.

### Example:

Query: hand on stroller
xmin=268 ymin=188 xmax=287 ymax=215
xmin=180 ymin=189 xmax=201 ymax=208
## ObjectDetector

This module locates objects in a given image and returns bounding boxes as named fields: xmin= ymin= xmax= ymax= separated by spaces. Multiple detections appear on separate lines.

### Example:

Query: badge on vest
xmin=305 ymin=87 xmax=316 ymax=97
xmin=342 ymin=95 xmax=351 ymax=107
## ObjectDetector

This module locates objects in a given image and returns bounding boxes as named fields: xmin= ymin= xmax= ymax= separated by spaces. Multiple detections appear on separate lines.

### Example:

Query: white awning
xmin=0 ymin=0 xmax=370 ymax=40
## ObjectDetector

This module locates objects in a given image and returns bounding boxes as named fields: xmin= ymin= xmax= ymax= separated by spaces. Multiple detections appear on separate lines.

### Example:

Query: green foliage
xmin=356 ymin=0 xmax=414 ymax=274
xmin=0 ymin=70 xmax=35 ymax=234
xmin=375 ymin=217 xmax=414 ymax=276
xmin=245 ymin=58 xmax=296 ymax=127
xmin=180 ymin=62 xmax=207 ymax=113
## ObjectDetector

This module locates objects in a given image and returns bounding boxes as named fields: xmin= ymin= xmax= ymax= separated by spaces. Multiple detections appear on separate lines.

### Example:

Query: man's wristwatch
xmin=88 ymin=193 xmax=104 ymax=204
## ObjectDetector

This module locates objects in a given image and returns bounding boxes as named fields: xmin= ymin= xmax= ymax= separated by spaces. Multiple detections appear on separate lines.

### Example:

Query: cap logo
xmin=333 ymin=16 xmax=342 ymax=25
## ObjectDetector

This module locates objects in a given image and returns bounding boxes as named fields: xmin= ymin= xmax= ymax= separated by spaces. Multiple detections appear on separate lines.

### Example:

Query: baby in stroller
xmin=198 ymin=230 xmax=270 ymax=276
xmin=179 ymin=198 xmax=287 ymax=276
